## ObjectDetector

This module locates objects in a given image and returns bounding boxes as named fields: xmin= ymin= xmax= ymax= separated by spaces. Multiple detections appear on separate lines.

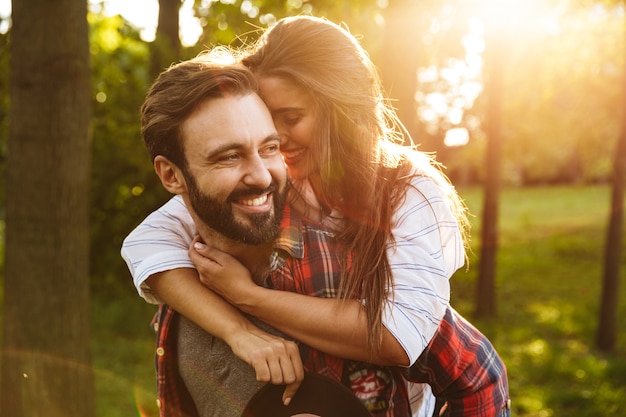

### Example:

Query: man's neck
xmin=195 ymin=222 xmax=274 ymax=284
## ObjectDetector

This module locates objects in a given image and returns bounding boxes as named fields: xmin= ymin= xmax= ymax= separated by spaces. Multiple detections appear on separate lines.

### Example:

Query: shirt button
xmin=156 ymin=347 xmax=165 ymax=356
xmin=153 ymin=322 xmax=159 ymax=332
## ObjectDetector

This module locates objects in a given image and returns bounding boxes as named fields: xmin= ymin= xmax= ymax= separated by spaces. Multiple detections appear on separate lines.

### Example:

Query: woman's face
xmin=258 ymin=75 xmax=318 ymax=181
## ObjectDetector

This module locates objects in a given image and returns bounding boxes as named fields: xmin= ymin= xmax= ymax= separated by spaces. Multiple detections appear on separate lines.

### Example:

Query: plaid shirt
xmin=152 ymin=204 xmax=411 ymax=417
xmin=151 ymin=204 xmax=509 ymax=417
xmin=406 ymin=307 xmax=510 ymax=417
xmin=268 ymin=206 xmax=411 ymax=417
xmin=153 ymin=305 xmax=197 ymax=417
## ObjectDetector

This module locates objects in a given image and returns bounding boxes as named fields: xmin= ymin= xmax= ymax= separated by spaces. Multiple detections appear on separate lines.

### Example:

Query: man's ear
xmin=154 ymin=155 xmax=187 ymax=195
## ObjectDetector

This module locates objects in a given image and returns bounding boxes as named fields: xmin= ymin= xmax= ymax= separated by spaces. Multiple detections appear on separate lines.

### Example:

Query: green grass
xmin=451 ymin=185 xmax=626 ymax=417
xmin=92 ymin=287 xmax=160 ymax=417
xmin=87 ymin=185 xmax=624 ymax=416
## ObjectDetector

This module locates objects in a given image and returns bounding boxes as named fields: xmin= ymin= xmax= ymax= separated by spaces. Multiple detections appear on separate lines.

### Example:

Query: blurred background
xmin=0 ymin=1 xmax=624 ymax=416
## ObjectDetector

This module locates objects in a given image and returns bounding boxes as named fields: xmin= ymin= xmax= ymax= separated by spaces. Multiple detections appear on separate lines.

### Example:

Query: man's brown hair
xmin=141 ymin=50 xmax=256 ymax=170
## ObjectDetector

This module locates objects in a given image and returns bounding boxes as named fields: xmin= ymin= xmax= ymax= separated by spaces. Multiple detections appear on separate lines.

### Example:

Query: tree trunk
xmin=596 ymin=3 xmax=626 ymax=352
xmin=150 ymin=0 xmax=182 ymax=79
xmin=475 ymin=20 xmax=505 ymax=318
xmin=1 ymin=0 xmax=94 ymax=416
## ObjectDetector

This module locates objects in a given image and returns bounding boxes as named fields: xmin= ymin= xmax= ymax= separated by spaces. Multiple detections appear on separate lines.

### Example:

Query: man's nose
xmin=243 ymin=155 xmax=272 ymax=188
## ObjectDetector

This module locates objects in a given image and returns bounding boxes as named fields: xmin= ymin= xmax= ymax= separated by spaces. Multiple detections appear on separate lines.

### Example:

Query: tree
xmin=88 ymin=13 xmax=168 ymax=292
xmin=596 ymin=0 xmax=626 ymax=352
xmin=150 ymin=0 xmax=183 ymax=79
xmin=475 ymin=4 xmax=508 ymax=317
xmin=0 ymin=0 xmax=94 ymax=416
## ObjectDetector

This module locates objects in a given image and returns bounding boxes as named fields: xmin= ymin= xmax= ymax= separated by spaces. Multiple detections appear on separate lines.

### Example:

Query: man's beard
xmin=185 ymin=173 xmax=286 ymax=245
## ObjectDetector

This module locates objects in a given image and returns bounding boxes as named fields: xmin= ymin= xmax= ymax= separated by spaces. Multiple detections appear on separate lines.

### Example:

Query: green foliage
xmin=410 ymin=3 xmax=623 ymax=186
xmin=500 ymin=5 xmax=622 ymax=185
xmin=88 ymin=12 xmax=170 ymax=294
xmin=188 ymin=0 xmax=380 ymax=51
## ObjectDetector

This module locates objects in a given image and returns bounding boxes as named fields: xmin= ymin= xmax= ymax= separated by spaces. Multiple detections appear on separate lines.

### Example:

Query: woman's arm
xmin=382 ymin=175 xmax=465 ymax=363
xmin=147 ymin=267 xmax=303 ymax=388
xmin=190 ymin=176 xmax=464 ymax=367
xmin=190 ymin=240 xmax=410 ymax=366
xmin=121 ymin=197 xmax=304 ymax=400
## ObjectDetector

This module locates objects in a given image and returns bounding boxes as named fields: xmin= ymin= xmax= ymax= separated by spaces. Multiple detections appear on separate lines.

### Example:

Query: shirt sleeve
xmin=382 ymin=175 xmax=465 ymax=365
xmin=120 ymin=195 xmax=197 ymax=304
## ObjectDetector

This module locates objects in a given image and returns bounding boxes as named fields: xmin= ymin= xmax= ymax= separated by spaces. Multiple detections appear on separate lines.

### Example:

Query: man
xmin=123 ymin=53 xmax=417 ymax=417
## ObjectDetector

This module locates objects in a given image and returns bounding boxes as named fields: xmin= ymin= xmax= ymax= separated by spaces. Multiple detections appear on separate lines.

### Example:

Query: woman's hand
xmin=189 ymin=236 xmax=257 ymax=305
xmin=227 ymin=324 xmax=303 ymax=406
xmin=189 ymin=236 xmax=303 ymax=404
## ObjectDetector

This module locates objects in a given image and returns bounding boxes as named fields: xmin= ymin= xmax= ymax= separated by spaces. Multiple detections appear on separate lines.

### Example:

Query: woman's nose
xmin=279 ymin=132 xmax=289 ymax=146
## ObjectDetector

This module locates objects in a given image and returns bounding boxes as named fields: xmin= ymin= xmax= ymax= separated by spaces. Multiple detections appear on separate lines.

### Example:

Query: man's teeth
xmin=241 ymin=194 xmax=268 ymax=206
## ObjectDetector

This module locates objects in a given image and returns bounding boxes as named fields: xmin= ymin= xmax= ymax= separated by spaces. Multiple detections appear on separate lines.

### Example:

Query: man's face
xmin=180 ymin=93 xmax=287 ymax=244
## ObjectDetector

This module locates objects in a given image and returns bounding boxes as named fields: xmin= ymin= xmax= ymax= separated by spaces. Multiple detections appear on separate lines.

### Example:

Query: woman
xmin=237 ymin=15 xmax=469 ymax=355
xmin=191 ymin=16 xmax=507 ymax=417
xmin=123 ymin=15 xmax=471 ymax=417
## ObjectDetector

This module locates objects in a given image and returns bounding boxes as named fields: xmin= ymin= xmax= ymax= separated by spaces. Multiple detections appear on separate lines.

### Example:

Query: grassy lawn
xmin=92 ymin=290 xmax=160 ymax=417
xmin=92 ymin=185 xmax=625 ymax=416
xmin=452 ymin=185 xmax=626 ymax=417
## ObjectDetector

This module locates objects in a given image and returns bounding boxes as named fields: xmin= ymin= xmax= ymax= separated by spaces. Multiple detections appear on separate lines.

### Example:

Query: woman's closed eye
xmin=276 ymin=113 xmax=303 ymax=126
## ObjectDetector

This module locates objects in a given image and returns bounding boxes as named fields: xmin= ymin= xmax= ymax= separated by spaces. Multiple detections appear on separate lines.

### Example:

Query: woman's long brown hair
xmin=244 ymin=16 xmax=470 ymax=354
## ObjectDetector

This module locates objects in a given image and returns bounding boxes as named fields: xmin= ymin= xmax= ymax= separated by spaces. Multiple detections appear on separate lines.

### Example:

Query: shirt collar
xmin=272 ymin=203 xmax=305 ymax=262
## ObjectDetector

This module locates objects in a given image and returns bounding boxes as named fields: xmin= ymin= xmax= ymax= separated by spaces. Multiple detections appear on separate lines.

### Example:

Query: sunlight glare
xmin=88 ymin=0 xmax=202 ymax=47
xmin=0 ymin=0 xmax=10 ymax=34
xmin=418 ymin=66 xmax=439 ymax=84
xmin=470 ymin=0 xmax=557 ymax=38
xmin=416 ymin=15 xmax=484 ymax=143
xmin=240 ymin=0 xmax=259 ymax=19
xmin=416 ymin=0 xmax=556 ymax=146
xmin=444 ymin=127 xmax=469 ymax=147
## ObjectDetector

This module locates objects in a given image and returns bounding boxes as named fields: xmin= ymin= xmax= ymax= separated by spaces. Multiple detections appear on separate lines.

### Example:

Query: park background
xmin=0 ymin=0 xmax=625 ymax=416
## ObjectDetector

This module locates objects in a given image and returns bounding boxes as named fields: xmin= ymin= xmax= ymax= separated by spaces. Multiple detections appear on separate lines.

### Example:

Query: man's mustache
xmin=227 ymin=183 xmax=279 ymax=202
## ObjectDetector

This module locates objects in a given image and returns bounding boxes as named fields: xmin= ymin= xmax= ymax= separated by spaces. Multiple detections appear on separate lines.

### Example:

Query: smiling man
xmin=130 ymin=53 xmax=305 ymax=416
xmin=161 ymin=93 xmax=287 ymax=246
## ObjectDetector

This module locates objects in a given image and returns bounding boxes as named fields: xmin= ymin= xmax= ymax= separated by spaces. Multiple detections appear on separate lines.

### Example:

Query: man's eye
xmin=220 ymin=153 xmax=240 ymax=162
xmin=261 ymin=144 xmax=280 ymax=156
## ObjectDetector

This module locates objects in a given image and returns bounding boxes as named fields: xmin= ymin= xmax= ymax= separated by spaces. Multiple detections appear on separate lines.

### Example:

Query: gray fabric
xmin=176 ymin=314 xmax=287 ymax=417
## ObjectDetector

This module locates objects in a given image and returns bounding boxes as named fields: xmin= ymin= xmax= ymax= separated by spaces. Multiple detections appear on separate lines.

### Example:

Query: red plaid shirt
xmin=268 ymin=206 xmax=411 ymax=417
xmin=152 ymin=306 xmax=197 ymax=417
xmin=152 ymin=204 xmax=411 ymax=417
xmin=269 ymin=206 xmax=510 ymax=417
xmin=406 ymin=307 xmax=510 ymax=416
xmin=151 ymin=204 xmax=509 ymax=417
